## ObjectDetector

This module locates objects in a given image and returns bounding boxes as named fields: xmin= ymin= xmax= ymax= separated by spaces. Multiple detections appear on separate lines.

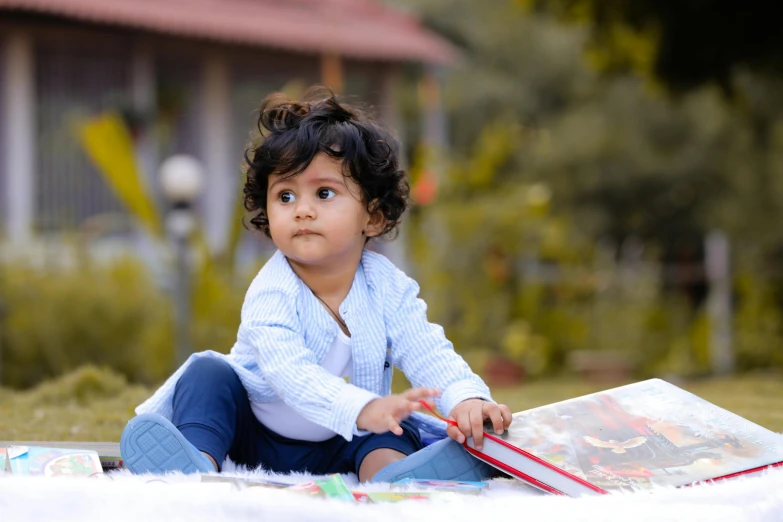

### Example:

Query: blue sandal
xmin=370 ymin=437 xmax=502 ymax=483
xmin=120 ymin=413 xmax=215 ymax=475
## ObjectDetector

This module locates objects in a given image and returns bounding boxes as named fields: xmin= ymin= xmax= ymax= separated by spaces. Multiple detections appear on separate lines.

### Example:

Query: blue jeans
xmin=172 ymin=357 xmax=423 ymax=476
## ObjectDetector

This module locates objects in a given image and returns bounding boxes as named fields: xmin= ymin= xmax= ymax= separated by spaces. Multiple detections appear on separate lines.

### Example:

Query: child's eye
xmin=279 ymin=191 xmax=296 ymax=203
xmin=317 ymin=188 xmax=336 ymax=200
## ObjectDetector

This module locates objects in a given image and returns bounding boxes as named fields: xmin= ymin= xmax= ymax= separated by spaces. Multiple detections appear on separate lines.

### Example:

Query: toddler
xmin=120 ymin=89 xmax=512 ymax=483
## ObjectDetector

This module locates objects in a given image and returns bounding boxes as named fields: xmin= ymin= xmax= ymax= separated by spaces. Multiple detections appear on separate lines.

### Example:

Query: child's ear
xmin=364 ymin=200 xmax=387 ymax=238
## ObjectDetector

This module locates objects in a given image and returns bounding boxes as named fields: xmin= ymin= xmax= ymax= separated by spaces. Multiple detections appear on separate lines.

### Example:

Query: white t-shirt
xmin=251 ymin=330 xmax=353 ymax=441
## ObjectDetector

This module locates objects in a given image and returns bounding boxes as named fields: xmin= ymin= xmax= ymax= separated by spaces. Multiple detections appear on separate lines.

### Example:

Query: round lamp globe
xmin=159 ymin=155 xmax=205 ymax=204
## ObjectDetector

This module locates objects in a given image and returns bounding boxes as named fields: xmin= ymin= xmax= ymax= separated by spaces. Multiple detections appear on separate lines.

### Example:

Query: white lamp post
xmin=159 ymin=154 xmax=204 ymax=366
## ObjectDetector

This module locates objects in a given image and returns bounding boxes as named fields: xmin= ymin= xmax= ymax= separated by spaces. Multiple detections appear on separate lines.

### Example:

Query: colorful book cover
xmin=288 ymin=474 xmax=355 ymax=502
xmin=0 ymin=442 xmax=123 ymax=472
xmin=483 ymin=379 xmax=783 ymax=493
xmin=7 ymin=446 xmax=103 ymax=477
xmin=0 ymin=448 xmax=7 ymax=472
xmin=390 ymin=478 xmax=488 ymax=495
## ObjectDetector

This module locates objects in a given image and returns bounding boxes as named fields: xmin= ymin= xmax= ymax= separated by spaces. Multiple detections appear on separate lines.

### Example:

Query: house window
xmin=35 ymin=43 xmax=130 ymax=232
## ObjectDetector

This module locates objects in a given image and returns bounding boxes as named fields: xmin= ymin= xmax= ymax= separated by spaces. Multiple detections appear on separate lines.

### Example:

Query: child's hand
xmin=447 ymin=399 xmax=513 ymax=450
xmin=357 ymin=387 xmax=441 ymax=435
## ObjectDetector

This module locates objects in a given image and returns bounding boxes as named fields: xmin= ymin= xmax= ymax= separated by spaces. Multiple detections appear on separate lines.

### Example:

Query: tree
xmin=383 ymin=0 xmax=783 ymax=373
xmin=519 ymin=0 xmax=783 ymax=93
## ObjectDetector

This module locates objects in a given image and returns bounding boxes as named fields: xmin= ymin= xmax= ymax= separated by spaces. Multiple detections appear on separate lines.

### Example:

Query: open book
xmin=428 ymin=379 xmax=783 ymax=496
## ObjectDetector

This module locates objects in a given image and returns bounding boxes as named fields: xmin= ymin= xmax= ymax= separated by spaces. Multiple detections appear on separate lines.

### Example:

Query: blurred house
xmin=0 ymin=0 xmax=452 ymax=259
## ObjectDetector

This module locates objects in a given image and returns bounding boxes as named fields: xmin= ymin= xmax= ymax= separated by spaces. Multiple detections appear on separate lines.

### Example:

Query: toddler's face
xmin=266 ymin=153 xmax=376 ymax=268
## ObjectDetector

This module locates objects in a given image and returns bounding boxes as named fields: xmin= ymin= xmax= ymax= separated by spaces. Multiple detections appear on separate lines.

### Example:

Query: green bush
xmin=0 ymin=247 xmax=257 ymax=390
xmin=0 ymin=257 xmax=174 ymax=389
xmin=16 ymin=364 xmax=135 ymax=407
xmin=189 ymin=258 xmax=250 ymax=356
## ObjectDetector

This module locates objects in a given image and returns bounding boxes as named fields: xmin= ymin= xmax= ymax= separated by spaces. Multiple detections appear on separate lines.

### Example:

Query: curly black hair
xmin=243 ymin=88 xmax=409 ymax=240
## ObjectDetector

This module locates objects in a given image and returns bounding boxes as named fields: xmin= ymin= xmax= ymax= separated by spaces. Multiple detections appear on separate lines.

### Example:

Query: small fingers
xmin=451 ymin=414 xmax=468 ymax=444
xmin=457 ymin=413 xmax=472 ymax=445
xmin=392 ymin=400 xmax=416 ymax=423
xmin=401 ymin=387 xmax=441 ymax=402
xmin=446 ymin=423 xmax=464 ymax=444
xmin=470 ymin=407 xmax=485 ymax=450
xmin=387 ymin=416 xmax=403 ymax=436
xmin=486 ymin=403 xmax=505 ymax=435
xmin=500 ymin=404 xmax=514 ymax=429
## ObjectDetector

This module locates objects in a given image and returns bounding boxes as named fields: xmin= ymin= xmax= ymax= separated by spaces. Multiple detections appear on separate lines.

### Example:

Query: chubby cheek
xmin=265 ymin=207 xmax=286 ymax=242
xmin=267 ymin=222 xmax=285 ymax=240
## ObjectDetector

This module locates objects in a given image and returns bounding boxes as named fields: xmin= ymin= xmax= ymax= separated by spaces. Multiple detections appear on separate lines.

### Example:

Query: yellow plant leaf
xmin=78 ymin=112 xmax=163 ymax=238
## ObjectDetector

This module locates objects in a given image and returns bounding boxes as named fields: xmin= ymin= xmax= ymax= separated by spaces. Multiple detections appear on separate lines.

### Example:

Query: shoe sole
xmin=120 ymin=413 xmax=214 ymax=475
xmin=370 ymin=437 xmax=498 ymax=483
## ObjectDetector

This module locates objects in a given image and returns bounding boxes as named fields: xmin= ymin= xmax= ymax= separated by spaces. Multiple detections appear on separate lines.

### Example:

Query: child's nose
xmin=294 ymin=198 xmax=316 ymax=219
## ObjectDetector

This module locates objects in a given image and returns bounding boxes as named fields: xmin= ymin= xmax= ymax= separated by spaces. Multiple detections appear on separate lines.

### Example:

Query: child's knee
xmin=175 ymin=357 xmax=245 ymax=404
xmin=183 ymin=357 xmax=236 ymax=382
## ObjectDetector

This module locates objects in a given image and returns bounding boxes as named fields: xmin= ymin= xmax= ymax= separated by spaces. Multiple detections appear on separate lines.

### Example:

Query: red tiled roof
xmin=0 ymin=0 xmax=456 ymax=63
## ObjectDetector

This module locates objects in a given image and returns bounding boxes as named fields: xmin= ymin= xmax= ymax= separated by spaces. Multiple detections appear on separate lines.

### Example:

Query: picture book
xmin=461 ymin=379 xmax=783 ymax=496
xmin=0 ymin=441 xmax=122 ymax=472
xmin=6 ymin=445 xmax=103 ymax=477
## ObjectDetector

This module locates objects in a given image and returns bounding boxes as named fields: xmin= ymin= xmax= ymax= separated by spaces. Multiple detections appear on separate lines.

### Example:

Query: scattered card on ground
xmin=390 ymin=478 xmax=488 ymax=495
xmin=201 ymin=475 xmax=294 ymax=490
xmin=288 ymin=474 xmax=356 ymax=502
xmin=365 ymin=491 xmax=455 ymax=503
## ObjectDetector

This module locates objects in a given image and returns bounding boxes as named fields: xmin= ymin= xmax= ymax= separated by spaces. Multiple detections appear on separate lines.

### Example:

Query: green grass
xmin=2 ymin=366 xmax=782 ymax=442
xmin=0 ymin=366 xmax=151 ymax=441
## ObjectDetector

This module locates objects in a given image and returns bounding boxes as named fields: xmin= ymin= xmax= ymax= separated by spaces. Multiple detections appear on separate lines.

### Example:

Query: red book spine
xmin=418 ymin=400 xmax=607 ymax=495
xmin=469 ymin=431 xmax=608 ymax=495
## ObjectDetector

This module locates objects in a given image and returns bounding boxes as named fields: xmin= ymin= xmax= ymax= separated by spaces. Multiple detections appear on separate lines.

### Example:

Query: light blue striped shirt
xmin=136 ymin=249 xmax=492 ymax=441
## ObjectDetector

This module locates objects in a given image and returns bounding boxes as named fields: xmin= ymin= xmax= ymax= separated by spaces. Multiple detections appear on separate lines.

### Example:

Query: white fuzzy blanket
xmin=2 ymin=465 xmax=783 ymax=522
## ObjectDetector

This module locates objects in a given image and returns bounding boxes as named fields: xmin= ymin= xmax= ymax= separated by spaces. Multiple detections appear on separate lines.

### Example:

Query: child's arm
xmin=238 ymin=288 xmax=380 ymax=441
xmin=386 ymin=275 xmax=493 ymax=418
xmin=386 ymin=275 xmax=513 ymax=446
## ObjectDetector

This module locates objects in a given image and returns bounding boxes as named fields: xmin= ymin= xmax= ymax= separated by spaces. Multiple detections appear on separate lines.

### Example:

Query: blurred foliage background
xmin=2 ymin=0 xmax=783 ymax=403
xmin=393 ymin=0 xmax=783 ymax=382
